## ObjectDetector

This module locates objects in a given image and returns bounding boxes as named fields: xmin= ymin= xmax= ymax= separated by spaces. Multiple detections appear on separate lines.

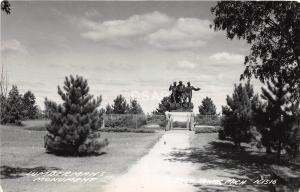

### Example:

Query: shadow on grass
xmin=167 ymin=141 xmax=279 ymax=192
xmin=45 ymin=151 xmax=107 ymax=157
xmin=0 ymin=166 xmax=61 ymax=179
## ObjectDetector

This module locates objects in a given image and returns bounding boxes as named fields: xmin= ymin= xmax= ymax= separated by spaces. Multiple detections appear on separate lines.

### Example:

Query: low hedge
xmin=194 ymin=126 xmax=221 ymax=134
xmin=194 ymin=115 xmax=221 ymax=126
xmin=99 ymin=127 xmax=155 ymax=133
xmin=146 ymin=115 xmax=167 ymax=128
xmin=104 ymin=115 xmax=147 ymax=128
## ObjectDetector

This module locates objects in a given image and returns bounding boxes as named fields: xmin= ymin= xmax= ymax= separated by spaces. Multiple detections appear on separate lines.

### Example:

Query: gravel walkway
xmin=103 ymin=130 xmax=197 ymax=192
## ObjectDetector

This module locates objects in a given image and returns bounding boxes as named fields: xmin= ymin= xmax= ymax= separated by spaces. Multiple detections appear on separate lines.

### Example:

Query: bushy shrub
xmin=218 ymin=129 xmax=226 ymax=140
xmin=78 ymin=132 xmax=109 ymax=155
xmin=44 ymin=75 xmax=108 ymax=156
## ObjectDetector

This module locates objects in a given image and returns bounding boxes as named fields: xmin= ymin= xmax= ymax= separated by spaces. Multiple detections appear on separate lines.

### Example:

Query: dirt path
xmin=103 ymin=130 xmax=198 ymax=192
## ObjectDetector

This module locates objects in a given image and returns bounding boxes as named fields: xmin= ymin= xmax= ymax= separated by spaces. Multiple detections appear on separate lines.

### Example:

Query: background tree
xmin=105 ymin=104 xmax=113 ymax=114
xmin=1 ymin=0 xmax=11 ymax=14
xmin=258 ymin=76 xmax=298 ymax=161
xmin=211 ymin=1 xmax=300 ymax=105
xmin=0 ymin=94 xmax=7 ymax=122
xmin=112 ymin=95 xmax=129 ymax=114
xmin=128 ymin=99 xmax=144 ymax=114
xmin=44 ymin=98 xmax=54 ymax=118
xmin=154 ymin=96 xmax=171 ymax=115
xmin=221 ymin=81 xmax=258 ymax=149
xmin=198 ymin=97 xmax=217 ymax=115
xmin=0 ymin=85 xmax=23 ymax=125
xmin=44 ymin=75 xmax=108 ymax=155
xmin=22 ymin=91 xmax=38 ymax=119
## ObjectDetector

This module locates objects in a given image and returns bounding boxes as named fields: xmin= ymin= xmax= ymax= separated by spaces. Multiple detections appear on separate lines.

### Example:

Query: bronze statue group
xmin=168 ymin=81 xmax=200 ymax=111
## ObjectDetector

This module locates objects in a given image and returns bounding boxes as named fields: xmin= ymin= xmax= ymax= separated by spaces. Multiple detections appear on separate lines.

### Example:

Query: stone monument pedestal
xmin=165 ymin=111 xmax=195 ymax=131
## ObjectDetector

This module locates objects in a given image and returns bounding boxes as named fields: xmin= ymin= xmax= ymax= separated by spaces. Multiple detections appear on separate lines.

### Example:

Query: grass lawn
xmin=0 ymin=120 xmax=163 ymax=192
xmin=189 ymin=133 xmax=300 ymax=191
xmin=168 ymin=133 xmax=282 ymax=192
xmin=189 ymin=133 xmax=274 ymax=191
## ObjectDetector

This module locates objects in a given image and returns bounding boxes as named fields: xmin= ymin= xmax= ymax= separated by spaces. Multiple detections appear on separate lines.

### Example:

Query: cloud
xmin=1 ymin=39 xmax=27 ymax=54
xmin=165 ymin=52 xmax=245 ymax=88
xmin=208 ymin=52 xmax=245 ymax=65
xmin=146 ymin=18 xmax=213 ymax=50
xmin=84 ymin=8 xmax=101 ymax=18
xmin=67 ymin=62 xmax=136 ymax=72
xmin=79 ymin=11 xmax=215 ymax=50
xmin=80 ymin=11 xmax=173 ymax=41
xmin=167 ymin=60 xmax=197 ymax=70
xmin=97 ymin=62 xmax=135 ymax=71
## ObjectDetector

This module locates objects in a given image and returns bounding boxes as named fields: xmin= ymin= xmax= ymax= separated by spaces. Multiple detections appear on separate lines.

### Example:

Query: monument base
xmin=165 ymin=111 xmax=195 ymax=131
xmin=169 ymin=102 xmax=194 ymax=112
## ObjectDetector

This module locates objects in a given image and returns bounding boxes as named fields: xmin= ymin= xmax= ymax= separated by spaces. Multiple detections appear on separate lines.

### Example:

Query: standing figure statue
xmin=169 ymin=82 xmax=177 ymax=104
xmin=176 ymin=81 xmax=186 ymax=105
xmin=185 ymin=82 xmax=201 ymax=106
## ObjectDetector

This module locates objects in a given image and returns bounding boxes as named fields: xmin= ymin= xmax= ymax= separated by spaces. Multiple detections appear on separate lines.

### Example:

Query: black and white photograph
xmin=1 ymin=1 xmax=299 ymax=192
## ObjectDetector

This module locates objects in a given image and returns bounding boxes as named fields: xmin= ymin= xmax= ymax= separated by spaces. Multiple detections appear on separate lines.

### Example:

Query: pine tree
xmin=154 ymin=96 xmax=171 ymax=115
xmin=0 ymin=94 xmax=7 ymax=123
xmin=105 ymin=104 xmax=113 ymax=114
xmin=112 ymin=95 xmax=128 ymax=114
xmin=128 ymin=99 xmax=144 ymax=114
xmin=198 ymin=97 xmax=217 ymax=115
xmin=44 ymin=75 xmax=108 ymax=155
xmin=0 ymin=85 xmax=23 ymax=125
xmin=260 ymin=77 xmax=296 ymax=161
xmin=22 ymin=91 xmax=38 ymax=119
xmin=221 ymin=81 xmax=257 ymax=148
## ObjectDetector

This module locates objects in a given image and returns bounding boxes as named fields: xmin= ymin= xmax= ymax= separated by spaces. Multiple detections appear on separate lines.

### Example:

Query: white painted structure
xmin=165 ymin=112 xmax=195 ymax=131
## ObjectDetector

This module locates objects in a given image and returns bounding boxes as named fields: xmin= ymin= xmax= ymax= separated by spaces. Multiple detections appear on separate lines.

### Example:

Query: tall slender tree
xmin=22 ymin=91 xmax=38 ymax=119
xmin=221 ymin=81 xmax=258 ymax=148
xmin=260 ymin=76 xmax=297 ymax=161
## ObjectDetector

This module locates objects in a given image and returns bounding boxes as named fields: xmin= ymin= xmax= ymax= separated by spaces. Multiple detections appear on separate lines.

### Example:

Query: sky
xmin=1 ymin=1 xmax=262 ymax=113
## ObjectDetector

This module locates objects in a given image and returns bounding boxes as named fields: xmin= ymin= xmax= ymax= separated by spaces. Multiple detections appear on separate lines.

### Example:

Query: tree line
xmin=0 ymin=86 xmax=41 ymax=125
xmin=104 ymin=95 xmax=144 ymax=115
